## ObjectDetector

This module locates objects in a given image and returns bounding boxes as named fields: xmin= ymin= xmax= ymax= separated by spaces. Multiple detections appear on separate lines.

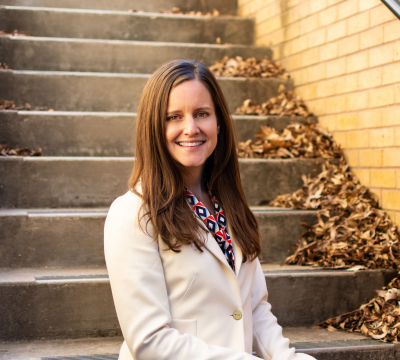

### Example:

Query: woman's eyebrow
xmin=194 ymin=106 xmax=212 ymax=111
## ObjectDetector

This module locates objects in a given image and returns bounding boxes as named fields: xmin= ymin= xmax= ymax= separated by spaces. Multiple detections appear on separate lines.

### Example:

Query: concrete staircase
xmin=0 ymin=1 xmax=398 ymax=359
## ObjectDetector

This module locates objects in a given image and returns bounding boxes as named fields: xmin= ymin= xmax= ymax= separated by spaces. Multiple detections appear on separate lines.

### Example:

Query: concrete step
xmin=0 ymin=0 xmax=238 ymax=15
xmin=0 ymin=70 xmax=291 ymax=113
xmin=1 ymin=329 xmax=398 ymax=360
xmin=0 ymin=6 xmax=252 ymax=44
xmin=0 ymin=266 xmax=396 ymax=340
xmin=0 ymin=111 xmax=317 ymax=157
xmin=0 ymin=157 xmax=326 ymax=208
xmin=0 ymin=36 xmax=272 ymax=73
xmin=0 ymin=207 xmax=319 ymax=267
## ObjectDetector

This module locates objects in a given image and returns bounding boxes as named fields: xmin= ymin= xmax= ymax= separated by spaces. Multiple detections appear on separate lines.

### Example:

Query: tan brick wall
xmin=238 ymin=0 xmax=400 ymax=224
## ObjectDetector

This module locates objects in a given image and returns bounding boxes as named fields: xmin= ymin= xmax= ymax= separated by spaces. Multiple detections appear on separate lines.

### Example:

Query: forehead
xmin=168 ymin=79 xmax=213 ymax=109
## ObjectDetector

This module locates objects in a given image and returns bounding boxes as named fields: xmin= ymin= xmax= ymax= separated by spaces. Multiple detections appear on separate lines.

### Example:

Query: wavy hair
xmin=129 ymin=60 xmax=261 ymax=262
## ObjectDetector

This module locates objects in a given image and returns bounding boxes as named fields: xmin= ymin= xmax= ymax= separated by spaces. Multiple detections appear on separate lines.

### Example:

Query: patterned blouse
xmin=185 ymin=189 xmax=235 ymax=273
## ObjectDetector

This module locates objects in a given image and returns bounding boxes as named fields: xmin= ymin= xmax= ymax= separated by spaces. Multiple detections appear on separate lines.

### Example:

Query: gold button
xmin=233 ymin=310 xmax=242 ymax=320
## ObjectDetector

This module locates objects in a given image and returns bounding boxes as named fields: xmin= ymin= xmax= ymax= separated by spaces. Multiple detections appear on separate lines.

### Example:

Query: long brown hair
xmin=129 ymin=60 xmax=261 ymax=262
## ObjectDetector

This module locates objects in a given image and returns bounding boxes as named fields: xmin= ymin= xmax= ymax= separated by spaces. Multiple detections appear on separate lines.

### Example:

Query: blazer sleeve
xmin=251 ymin=259 xmax=316 ymax=360
xmin=104 ymin=193 xmax=261 ymax=360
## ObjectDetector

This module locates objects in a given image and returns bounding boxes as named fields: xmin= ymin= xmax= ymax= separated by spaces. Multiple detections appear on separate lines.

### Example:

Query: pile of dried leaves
xmin=209 ymin=56 xmax=288 ymax=78
xmin=237 ymin=120 xmax=342 ymax=159
xmin=270 ymin=160 xmax=400 ymax=270
xmin=0 ymin=100 xmax=49 ymax=111
xmin=0 ymin=62 xmax=11 ymax=70
xmin=319 ymin=274 xmax=400 ymax=342
xmin=0 ymin=30 xmax=31 ymax=36
xmin=236 ymin=84 xmax=312 ymax=117
xmin=0 ymin=144 xmax=42 ymax=156
xmin=161 ymin=7 xmax=222 ymax=16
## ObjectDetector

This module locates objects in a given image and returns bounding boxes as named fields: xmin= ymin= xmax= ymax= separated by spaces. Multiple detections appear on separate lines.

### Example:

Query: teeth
xmin=178 ymin=141 xmax=204 ymax=147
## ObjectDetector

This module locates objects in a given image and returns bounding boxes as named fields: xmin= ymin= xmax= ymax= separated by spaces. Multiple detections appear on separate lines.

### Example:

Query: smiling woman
xmin=104 ymin=60 xmax=316 ymax=360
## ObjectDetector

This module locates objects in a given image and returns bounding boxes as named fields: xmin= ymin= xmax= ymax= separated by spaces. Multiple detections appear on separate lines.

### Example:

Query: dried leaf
xmin=0 ymin=99 xmax=48 ymax=111
xmin=0 ymin=144 xmax=42 ymax=157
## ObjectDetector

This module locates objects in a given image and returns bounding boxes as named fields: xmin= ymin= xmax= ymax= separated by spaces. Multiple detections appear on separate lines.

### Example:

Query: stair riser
xmin=0 ymin=210 xmax=318 ymax=267
xmin=0 ymin=158 xmax=325 ymax=208
xmin=301 ymin=347 xmax=397 ymax=360
xmin=0 ymin=7 xmax=252 ymax=45
xmin=0 ymin=37 xmax=271 ymax=73
xmin=0 ymin=71 xmax=291 ymax=113
xmin=0 ymin=270 xmax=395 ymax=340
xmin=0 ymin=112 xmax=316 ymax=157
xmin=0 ymin=0 xmax=238 ymax=15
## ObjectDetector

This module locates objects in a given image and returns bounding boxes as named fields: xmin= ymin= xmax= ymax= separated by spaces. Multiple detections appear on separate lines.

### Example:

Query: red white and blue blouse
xmin=185 ymin=189 xmax=235 ymax=273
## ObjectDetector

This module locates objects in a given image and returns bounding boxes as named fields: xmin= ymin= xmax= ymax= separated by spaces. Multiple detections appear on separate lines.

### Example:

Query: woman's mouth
xmin=177 ymin=141 xmax=205 ymax=147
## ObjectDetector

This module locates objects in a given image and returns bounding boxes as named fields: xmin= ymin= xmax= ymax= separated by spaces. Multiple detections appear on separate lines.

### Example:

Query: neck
xmin=183 ymin=167 xmax=205 ymax=196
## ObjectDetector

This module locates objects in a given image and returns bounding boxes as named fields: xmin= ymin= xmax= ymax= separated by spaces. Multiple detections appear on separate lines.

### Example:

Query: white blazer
xmin=104 ymin=190 xmax=316 ymax=360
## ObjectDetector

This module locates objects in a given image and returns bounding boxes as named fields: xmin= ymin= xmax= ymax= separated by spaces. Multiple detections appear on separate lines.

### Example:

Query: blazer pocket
xmin=170 ymin=319 xmax=197 ymax=336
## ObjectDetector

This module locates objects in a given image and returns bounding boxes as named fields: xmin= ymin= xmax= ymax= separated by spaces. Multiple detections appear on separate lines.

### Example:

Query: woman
xmin=104 ymin=60 xmax=316 ymax=360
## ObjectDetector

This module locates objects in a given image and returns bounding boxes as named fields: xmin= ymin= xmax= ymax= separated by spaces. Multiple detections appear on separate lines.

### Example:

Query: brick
xmin=257 ymin=16 xmax=282 ymax=35
xmin=284 ymin=53 xmax=303 ymax=71
xmin=346 ymin=52 xmax=368 ymax=73
xmin=286 ymin=22 xmax=301 ymax=41
xmin=301 ymin=13 xmax=318 ymax=35
xmin=336 ymin=74 xmax=358 ymax=94
xmin=396 ymin=84 xmax=400 ymax=103
xmin=358 ymin=109 xmax=382 ymax=129
xmin=370 ymin=128 xmax=395 ymax=147
xmin=317 ymin=78 xmax=337 ymax=97
xmin=318 ymin=6 xmax=338 ymax=27
xmin=309 ymin=0 xmax=327 ymax=14
xmin=336 ymin=113 xmax=358 ymax=130
xmin=382 ymin=107 xmax=400 ymax=126
xmin=291 ymin=35 xmax=309 ymax=54
xmin=290 ymin=68 xmax=307 ymax=86
xmin=370 ymin=4 xmax=396 ymax=27
xmin=352 ymin=169 xmax=370 ymax=186
xmin=326 ymin=57 xmax=346 ymax=78
xmin=338 ymin=34 xmax=359 ymax=57
xmin=318 ymin=115 xmax=337 ymax=132
xmin=308 ymin=28 xmax=326 ymax=47
xmin=344 ymin=149 xmax=359 ymax=167
xmin=382 ymin=62 xmax=400 ymax=86
xmin=347 ymin=12 xmax=369 ymax=35
xmin=358 ymin=68 xmax=382 ymax=90
xmin=382 ymin=190 xmax=400 ymax=210
xmin=292 ymin=2 xmax=310 ymax=22
xmin=395 ymin=127 xmax=400 ymax=146
xmin=328 ymin=0 xmax=342 ymax=5
xmin=338 ymin=0 xmax=358 ymax=20
xmin=308 ymin=98 xmax=327 ymax=115
xmin=395 ymin=213 xmax=400 ymax=228
xmin=371 ymin=169 xmax=396 ymax=188
xmin=347 ymin=130 xmax=369 ymax=148
xmin=257 ymin=28 xmax=285 ymax=47
xmin=397 ymin=171 xmax=400 ymax=188
xmin=319 ymin=42 xmax=338 ymax=62
xmin=332 ymin=131 xmax=347 ymax=148
xmin=369 ymin=86 xmax=395 ymax=108
xmin=360 ymin=27 xmax=384 ymax=50
xmin=326 ymin=95 xmax=347 ymax=113
xmin=369 ymin=44 xmax=394 ymax=67
xmin=383 ymin=21 xmax=400 ymax=43
xmin=296 ymin=84 xmax=318 ymax=101
xmin=383 ymin=149 xmax=400 ymax=167
xmin=347 ymin=91 xmax=369 ymax=111
xmin=395 ymin=42 xmax=400 ymax=61
xmin=359 ymin=149 xmax=383 ymax=167
xmin=307 ymin=62 xmax=327 ymax=82
xmin=327 ymin=20 xmax=347 ymax=42
xmin=359 ymin=0 xmax=381 ymax=12
xmin=302 ymin=47 xmax=320 ymax=67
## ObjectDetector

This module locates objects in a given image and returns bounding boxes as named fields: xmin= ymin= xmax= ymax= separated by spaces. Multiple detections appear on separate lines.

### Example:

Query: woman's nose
xmin=183 ymin=116 xmax=200 ymax=136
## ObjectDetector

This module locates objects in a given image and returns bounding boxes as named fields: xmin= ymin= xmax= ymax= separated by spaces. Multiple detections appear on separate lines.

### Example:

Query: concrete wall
xmin=238 ymin=0 xmax=400 ymax=224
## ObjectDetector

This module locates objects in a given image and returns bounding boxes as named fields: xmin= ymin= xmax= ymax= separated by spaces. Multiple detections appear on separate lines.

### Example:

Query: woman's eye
xmin=167 ymin=115 xmax=179 ymax=121
xmin=196 ymin=112 xmax=208 ymax=118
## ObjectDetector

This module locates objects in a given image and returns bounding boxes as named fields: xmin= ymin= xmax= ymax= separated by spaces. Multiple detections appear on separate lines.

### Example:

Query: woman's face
xmin=165 ymin=79 xmax=219 ymax=175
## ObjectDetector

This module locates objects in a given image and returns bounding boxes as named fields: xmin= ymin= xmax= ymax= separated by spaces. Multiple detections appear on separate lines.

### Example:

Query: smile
xmin=177 ymin=141 xmax=205 ymax=147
